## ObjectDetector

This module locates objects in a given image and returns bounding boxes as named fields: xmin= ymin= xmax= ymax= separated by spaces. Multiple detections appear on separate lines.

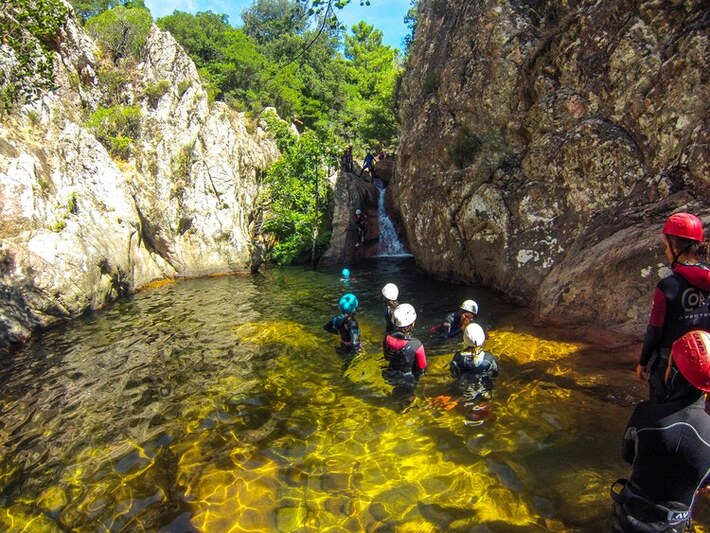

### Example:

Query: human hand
xmin=636 ymin=364 xmax=648 ymax=381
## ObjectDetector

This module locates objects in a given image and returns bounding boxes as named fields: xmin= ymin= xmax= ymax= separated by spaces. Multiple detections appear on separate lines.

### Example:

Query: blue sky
xmin=144 ymin=0 xmax=412 ymax=51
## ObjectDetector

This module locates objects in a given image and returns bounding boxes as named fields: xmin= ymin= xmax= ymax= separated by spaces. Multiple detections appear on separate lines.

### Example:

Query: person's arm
xmin=350 ymin=319 xmax=361 ymax=351
xmin=637 ymin=287 xmax=666 ymax=379
xmin=415 ymin=344 xmax=427 ymax=372
xmin=621 ymin=413 xmax=639 ymax=465
xmin=440 ymin=312 xmax=455 ymax=336
xmin=324 ymin=315 xmax=341 ymax=334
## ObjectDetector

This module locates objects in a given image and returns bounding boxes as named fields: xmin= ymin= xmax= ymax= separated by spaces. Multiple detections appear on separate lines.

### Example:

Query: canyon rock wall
xmin=393 ymin=0 xmax=708 ymax=341
xmin=0 ymin=11 xmax=278 ymax=349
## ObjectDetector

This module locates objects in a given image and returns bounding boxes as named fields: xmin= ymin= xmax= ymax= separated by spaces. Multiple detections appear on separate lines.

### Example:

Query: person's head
xmin=341 ymin=268 xmax=350 ymax=279
xmin=339 ymin=293 xmax=358 ymax=315
xmin=460 ymin=299 xmax=478 ymax=321
xmin=355 ymin=209 xmax=362 ymax=216
xmin=463 ymin=323 xmax=485 ymax=350
xmin=666 ymin=330 xmax=710 ymax=394
xmin=381 ymin=283 xmax=399 ymax=302
xmin=392 ymin=303 xmax=416 ymax=332
xmin=662 ymin=212 xmax=707 ymax=264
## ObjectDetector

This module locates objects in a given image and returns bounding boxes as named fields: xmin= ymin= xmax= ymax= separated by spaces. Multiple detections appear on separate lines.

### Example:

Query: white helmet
xmin=460 ymin=299 xmax=478 ymax=314
xmin=392 ymin=303 xmax=416 ymax=328
xmin=355 ymin=209 xmax=362 ymax=215
xmin=381 ymin=283 xmax=399 ymax=301
xmin=464 ymin=323 xmax=485 ymax=348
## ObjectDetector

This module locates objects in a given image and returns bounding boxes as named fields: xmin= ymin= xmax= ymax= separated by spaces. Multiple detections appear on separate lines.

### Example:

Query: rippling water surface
xmin=1 ymin=257 xmax=708 ymax=531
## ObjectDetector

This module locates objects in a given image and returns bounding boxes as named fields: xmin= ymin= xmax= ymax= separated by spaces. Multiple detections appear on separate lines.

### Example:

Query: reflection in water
xmin=1 ymin=258 xmax=708 ymax=531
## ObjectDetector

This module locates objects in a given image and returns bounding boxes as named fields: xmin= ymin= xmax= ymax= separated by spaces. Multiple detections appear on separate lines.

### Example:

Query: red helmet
xmin=662 ymin=213 xmax=704 ymax=242
xmin=671 ymin=330 xmax=710 ymax=392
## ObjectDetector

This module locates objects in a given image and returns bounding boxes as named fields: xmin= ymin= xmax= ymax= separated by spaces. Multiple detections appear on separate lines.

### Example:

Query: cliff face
xmin=394 ymin=0 xmax=709 ymax=340
xmin=0 ymin=13 xmax=279 ymax=349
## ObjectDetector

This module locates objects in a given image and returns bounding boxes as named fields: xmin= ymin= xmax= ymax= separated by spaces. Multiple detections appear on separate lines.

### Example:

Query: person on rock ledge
xmin=353 ymin=208 xmax=368 ymax=247
xmin=636 ymin=212 xmax=710 ymax=401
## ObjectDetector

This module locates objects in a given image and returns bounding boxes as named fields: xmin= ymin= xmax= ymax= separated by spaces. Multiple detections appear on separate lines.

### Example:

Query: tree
xmin=157 ymin=12 xmax=266 ymax=108
xmin=242 ymin=0 xmax=308 ymax=44
xmin=69 ymin=0 xmax=146 ymax=24
xmin=343 ymin=21 xmax=401 ymax=148
xmin=261 ymin=110 xmax=337 ymax=265
xmin=85 ymin=5 xmax=152 ymax=62
xmin=1 ymin=0 xmax=70 ymax=113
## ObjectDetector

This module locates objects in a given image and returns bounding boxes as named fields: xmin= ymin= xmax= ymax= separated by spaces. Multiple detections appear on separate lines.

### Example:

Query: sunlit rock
xmin=393 ymin=0 xmax=709 ymax=340
xmin=0 ymin=15 xmax=278 ymax=350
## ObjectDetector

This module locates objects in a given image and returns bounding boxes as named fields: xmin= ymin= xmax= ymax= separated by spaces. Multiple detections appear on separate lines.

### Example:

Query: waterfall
xmin=375 ymin=180 xmax=410 ymax=257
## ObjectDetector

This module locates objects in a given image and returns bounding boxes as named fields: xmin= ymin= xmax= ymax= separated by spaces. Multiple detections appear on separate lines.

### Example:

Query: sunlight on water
xmin=1 ymin=259 xmax=708 ymax=532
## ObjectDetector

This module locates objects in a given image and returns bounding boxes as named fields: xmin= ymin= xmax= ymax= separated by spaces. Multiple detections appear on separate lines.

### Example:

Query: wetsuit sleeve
xmin=415 ymin=344 xmax=427 ymax=371
xmin=639 ymin=287 xmax=666 ymax=365
xmin=349 ymin=318 xmax=361 ymax=350
xmin=639 ymin=325 xmax=664 ymax=365
xmin=441 ymin=313 xmax=455 ymax=335
xmin=324 ymin=317 xmax=337 ymax=334
xmin=324 ymin=315 xmax=342 ymax=334
xmin=621 ymin=411 xmax=639 ymax=465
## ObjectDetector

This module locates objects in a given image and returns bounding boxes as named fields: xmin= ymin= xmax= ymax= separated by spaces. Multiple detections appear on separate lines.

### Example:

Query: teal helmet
xmin=339 ymin=293 xmax=358 ymax=314
xmin=341 ymin=268 xmax=350 ymax=278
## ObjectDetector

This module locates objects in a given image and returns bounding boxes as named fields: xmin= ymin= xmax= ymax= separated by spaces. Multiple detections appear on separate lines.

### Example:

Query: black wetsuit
xmin=383 ymin=300 xmax=398 ymax=333
xmin=450 ymin=350 xmax=498 ymax=401
xmin=639 ymin=263 xmax=710 ymax=400
xmin=382 ymin=331 xmax=427 ymax=389
xmin=611 ymin=374 xmax=710 ymax=532
xmin=324 ymin=314 xmax=361 ymax=353
xmin=438 ymin=310 xmax=471 ymax=338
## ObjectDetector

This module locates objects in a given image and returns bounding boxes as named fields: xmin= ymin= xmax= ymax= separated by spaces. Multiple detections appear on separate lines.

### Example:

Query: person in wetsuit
xmin=449 ymin=323 xmax=498 ymax=403
xmin=612 ymin=329 xmax=710 ymax=532
xmin=636 ymin=212 xmax=710 ymax=400
xmin=324 ymin=293 xmax=361 ymax=355
xmin=353 ymin=209 xmax=368 ymax=246
xmin=381 ymin=283 xmax=399 ymax=333
xmin=382 ymin=303 xmax=427 ymax=392
xmin=435 ymin=299 xmax=479 ymax=339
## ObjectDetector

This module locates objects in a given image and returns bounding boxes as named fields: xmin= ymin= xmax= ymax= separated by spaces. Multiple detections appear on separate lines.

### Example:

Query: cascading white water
xmin=375 ymin=180 xmax=410 ymax=257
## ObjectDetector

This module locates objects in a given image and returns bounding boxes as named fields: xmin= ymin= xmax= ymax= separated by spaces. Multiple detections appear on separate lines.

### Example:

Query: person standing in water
xmin=381 ymin=283 xmax=399 ymax=333
xmin=612 ymin=329 xmax=710 ymax=532
xmin=324 ymin=293 xmax=361 ymax=355
xmin=449 ymin=323 xmax=499 ymax=403
xmin=382 ymin=304 xmax=427 ymax=392
xmin=435 ymin=299 xmax=479 ymax=339
xmin=636 ymin=212 xmax=710 ymax=400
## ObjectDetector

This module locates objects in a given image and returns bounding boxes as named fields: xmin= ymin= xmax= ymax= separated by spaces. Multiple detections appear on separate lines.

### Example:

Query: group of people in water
xmin=324 ymin=270 xmax=499 ymax=413
xmin=326 ymin=212 xmax=710 ymax=532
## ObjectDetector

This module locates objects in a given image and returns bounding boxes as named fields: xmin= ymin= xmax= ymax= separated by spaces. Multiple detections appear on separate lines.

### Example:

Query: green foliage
xmin=1 ymin=0 xmax=70 ymax=114
xmin=262 ymin=124 xmax=337 ymax=265
xmin=447 ymin=126 xmax=481 ymax=169
xmin=143 ymin=79 xmax=171 ymax=107
xmin=97 ymin=68 xmax=131 ymax=105
xmin=342 ymin=22 xmax=401 ymax=148
xmin=85 ymin=5 xmax=152 ymax=62
xmin=242 ymin=0 xmax=308 ymax=44
xmin=422 ymin=70 xmax=439 ymax=97
xmin=68 ymin=0 xmax=146 ymax=23
xmin=85 ymin=105 xmax=142 ymax=158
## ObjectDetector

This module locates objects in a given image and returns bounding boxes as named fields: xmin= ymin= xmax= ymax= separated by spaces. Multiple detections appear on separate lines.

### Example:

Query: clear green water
xmin=1 ymin=258 xmax=708 ymax=532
